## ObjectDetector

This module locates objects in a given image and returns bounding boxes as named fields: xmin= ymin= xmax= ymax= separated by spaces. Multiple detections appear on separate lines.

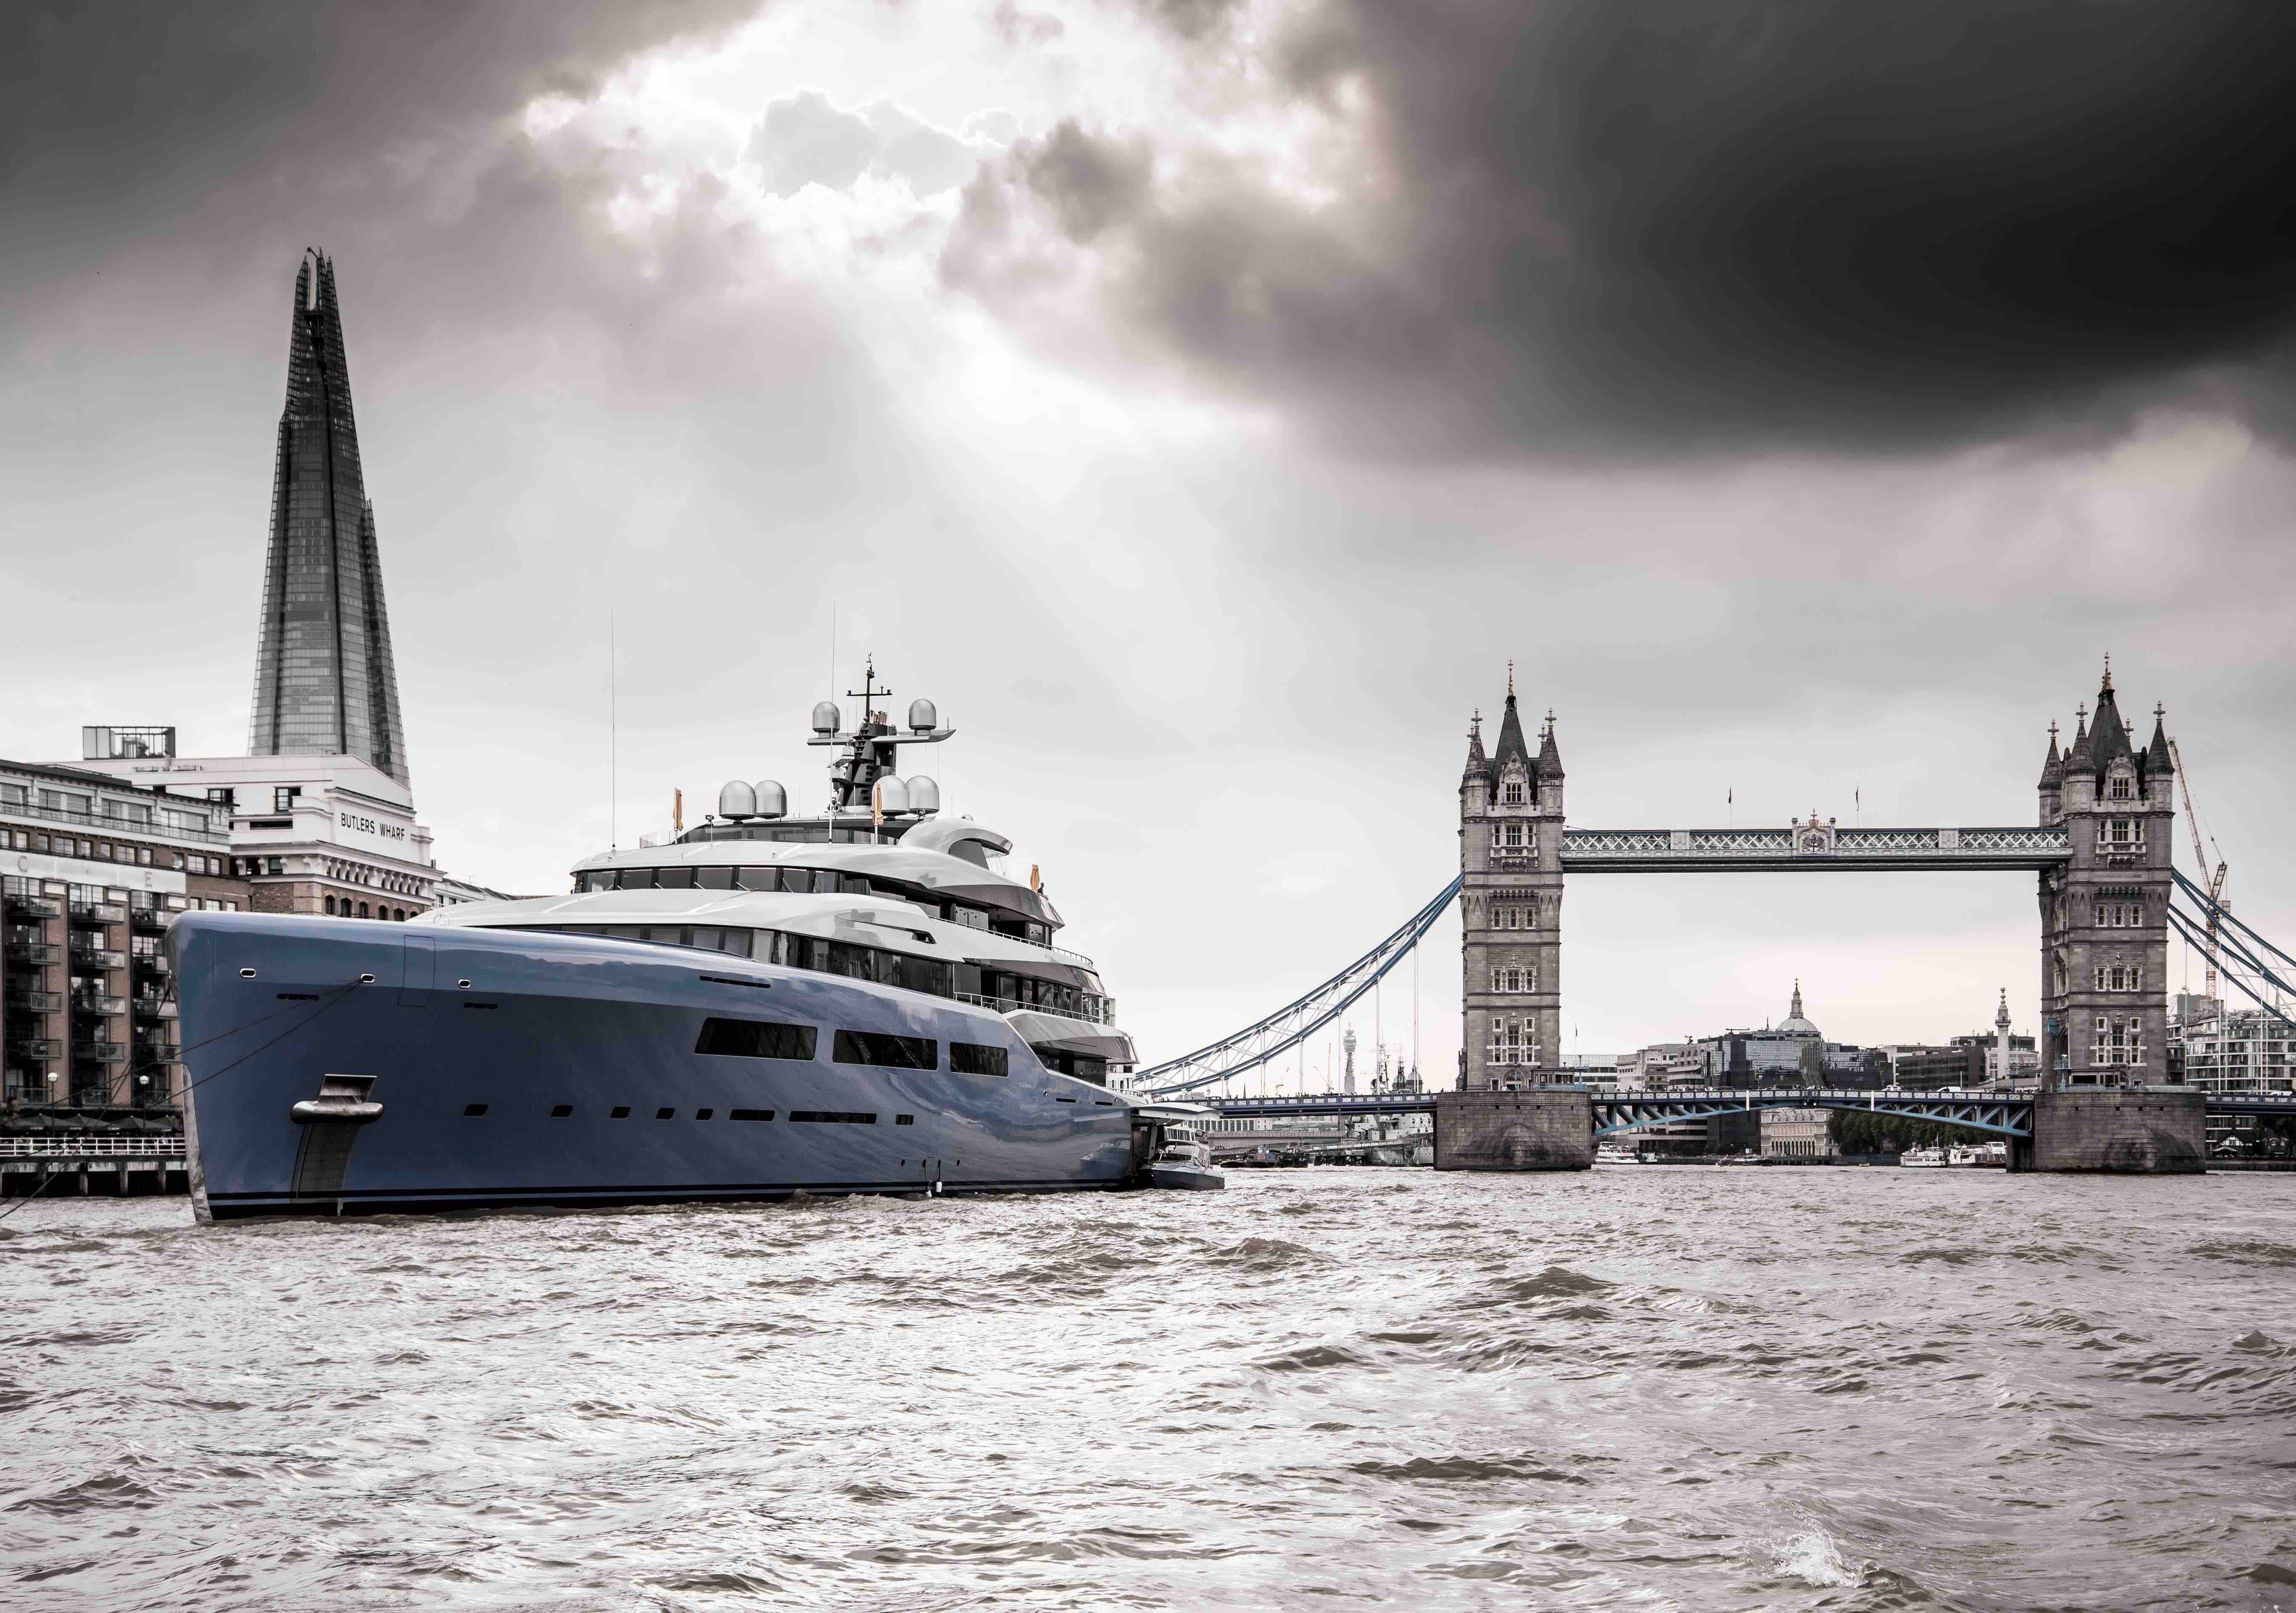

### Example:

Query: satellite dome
xmin=908 ymin=697 xmax=938 ymax=733
xmin=875 ymin=776 xmax=909 ymax=813
xmin=716 ymin=780 xmax=757 ymax=819
xmin=811 ymin=701 xmax=841 ymax=735
xmin=752 ymin=780 xmax=787 ymax=819
xmin=906 ymin=776 xmax=940 ymax=814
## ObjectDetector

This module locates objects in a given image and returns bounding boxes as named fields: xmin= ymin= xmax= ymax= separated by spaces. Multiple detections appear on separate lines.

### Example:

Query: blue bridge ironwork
xmin=1190 ymin=1088 xmax=2296 ymax=1141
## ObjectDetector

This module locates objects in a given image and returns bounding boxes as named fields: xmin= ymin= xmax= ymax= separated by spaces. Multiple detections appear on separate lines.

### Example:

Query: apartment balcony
xmin=132 ymin=951 xmax=171 ymax=978
xmin=3 ymin=891 xmax=61 ymax=920
xmin=4 ymin=940 xmax=61 ymax=967
xmin=67 ymin=944 xmax=127 ymax=970
xmin=71 ymin=1041 xmax=127 ymax=1065
xmin=68 ymin=901 xmax=128 ymax=927
xmin=5 ymin=1036 xmax=64 ymax=1061
xmin=133 ymin=1041 xmax=182 ymax=1065
xmin=4 ymin=990 xmax=62 ymax=1014
xmin=129 ymin=906 xmax=172 ymax=934
xmin=130 ymin=996 xmax=177 ymax=1021
xmin=70 ymin=991 xmax=129 ymax=1016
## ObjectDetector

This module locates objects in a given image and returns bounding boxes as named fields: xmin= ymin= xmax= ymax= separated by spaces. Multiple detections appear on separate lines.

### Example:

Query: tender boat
xmin=1594 ymin=1142 xmax=1639 ymax=1165
xmin=1141 ymin=1115 xmax=1225 ymax=1190
xmin=171 ymin=666 xmax=1162 ymax=1220
xmin=1901 ymin=1146 xmax=1948 ymax=1168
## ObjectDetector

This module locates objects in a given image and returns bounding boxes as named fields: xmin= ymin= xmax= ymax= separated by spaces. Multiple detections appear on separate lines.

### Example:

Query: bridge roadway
xmin=1193 ymin=1088 xmax=2296 ymax=1140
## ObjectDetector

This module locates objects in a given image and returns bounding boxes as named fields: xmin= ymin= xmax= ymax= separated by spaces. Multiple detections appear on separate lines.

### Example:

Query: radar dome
xmin=875 ymin=776 xmax=910 ymax=813
xmin=752 ymin=780 xmax=787 ymax=819
xmin=906 ymin=776 xmax=940 ymax=814
xmin=908 ymin=698 xmax=938 ymax=733
xmin=811 ymin=701 xmax=841 ymax=735
xmin=716 ymin=780 xmax=757 ymax=819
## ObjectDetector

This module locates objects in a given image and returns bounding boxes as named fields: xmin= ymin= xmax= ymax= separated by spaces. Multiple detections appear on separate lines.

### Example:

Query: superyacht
xmin=170 ymin=666 xmax=1177 ymax=1220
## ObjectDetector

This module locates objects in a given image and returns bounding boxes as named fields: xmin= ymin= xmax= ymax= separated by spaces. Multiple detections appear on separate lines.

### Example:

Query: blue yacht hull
xmin=168 ymin=913 xmax=1141 ymax=1221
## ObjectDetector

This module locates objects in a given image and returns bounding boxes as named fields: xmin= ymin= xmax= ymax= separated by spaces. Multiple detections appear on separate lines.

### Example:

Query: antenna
xmin=609 ymin=612 xmax=618 ymax=851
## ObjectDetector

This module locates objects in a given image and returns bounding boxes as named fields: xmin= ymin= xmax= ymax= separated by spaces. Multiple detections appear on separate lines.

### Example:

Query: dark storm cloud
xmin=951 ymin=1 xmax=2296 ymax=456
xmin=0 ymin=0 xmax=763 ymax=295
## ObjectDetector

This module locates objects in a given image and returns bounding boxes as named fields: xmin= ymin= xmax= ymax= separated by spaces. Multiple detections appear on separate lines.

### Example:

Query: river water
xmin=4 ymin=1167 xmax=2293 ymax=1610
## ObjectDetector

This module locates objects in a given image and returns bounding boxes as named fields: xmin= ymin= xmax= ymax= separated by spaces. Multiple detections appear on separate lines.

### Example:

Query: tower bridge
xmin=1138 ymin=662 xmax=2296 ymax=1174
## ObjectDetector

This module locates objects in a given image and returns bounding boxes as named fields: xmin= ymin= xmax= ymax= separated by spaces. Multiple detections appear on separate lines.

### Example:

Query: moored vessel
xmin=173 ymin=667 xmax=1161 ymax=1220
xmin=1141 ymin=1114 xmax=1225 ymax=1190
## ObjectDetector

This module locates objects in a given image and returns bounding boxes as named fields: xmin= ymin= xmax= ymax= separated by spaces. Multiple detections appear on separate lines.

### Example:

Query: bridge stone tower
xmin=2036 ymin=662 xmax=2174 ymax=1089
xmin=1459 ymin=673 xmax=1564 ymax=1088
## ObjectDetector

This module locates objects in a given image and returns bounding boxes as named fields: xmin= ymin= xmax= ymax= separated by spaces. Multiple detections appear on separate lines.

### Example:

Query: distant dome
xmin=1776 ymin=979 xmax=1820 ymax=1039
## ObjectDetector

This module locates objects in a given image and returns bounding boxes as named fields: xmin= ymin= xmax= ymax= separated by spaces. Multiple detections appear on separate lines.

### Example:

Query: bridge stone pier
xmin=1451 ymin=660 xmax=2207 ymax=1175
xmin=2016 ymin=1089 xmax=2206 ymax=1173
xmin=1433 ymin=1090 xmax=1593 ymax=1171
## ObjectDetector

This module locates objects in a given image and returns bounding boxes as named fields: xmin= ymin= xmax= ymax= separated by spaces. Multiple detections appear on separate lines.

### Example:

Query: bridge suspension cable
xmin=2169 ymin=871 xmax=2296 ymax=1030
xmin=1136 ymin=877 xmax=1461 ymax=1097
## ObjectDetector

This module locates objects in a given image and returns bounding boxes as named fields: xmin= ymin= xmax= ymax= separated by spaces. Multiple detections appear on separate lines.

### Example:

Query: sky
xmin=4 ymin=0 xmax=2293 ymax=1084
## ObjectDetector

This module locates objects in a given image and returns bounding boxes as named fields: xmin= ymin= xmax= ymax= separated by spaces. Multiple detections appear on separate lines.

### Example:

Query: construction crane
xmin=2167 ymin=736 xmax=2229 ymax=999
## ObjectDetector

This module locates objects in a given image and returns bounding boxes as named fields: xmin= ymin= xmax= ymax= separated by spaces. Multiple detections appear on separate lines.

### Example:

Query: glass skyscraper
xmin=247 ymin=251 xmax=410 ymax=789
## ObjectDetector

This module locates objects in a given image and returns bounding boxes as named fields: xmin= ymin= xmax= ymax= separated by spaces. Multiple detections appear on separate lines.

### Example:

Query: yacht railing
xmin=956 ymin=990 xmax=1115 ymax=1026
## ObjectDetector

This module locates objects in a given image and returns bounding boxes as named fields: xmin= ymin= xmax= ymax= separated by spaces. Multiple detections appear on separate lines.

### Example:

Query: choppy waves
xmin=2 ymin=1171 xmax=2293 ymax=1609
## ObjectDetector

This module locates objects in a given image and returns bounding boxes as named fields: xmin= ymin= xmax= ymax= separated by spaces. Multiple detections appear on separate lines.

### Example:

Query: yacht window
xmin=696 ymin=867 xmax=734 ymax=891
xmin=621 ymin=868 xmax=657 ymax=891
xmin=656 ymin=867 xmax=695 ymax=891
xmin=833 ymin=1030 xmax=936 ymax=1070
xmin=730 ymin=1108 xmax=773 ymax=1121
xmin=696 ymin=1017 xmax=816 ymax=1060
xmin=738 ymin=866 xmax=779 ymax=892
xmin=950 ymin=1042 xmax=1008 ymax=1077
xmin=890 ymin=953 xmax=951 ymax=997
xmin=840 ymin=874 xmax=870 ymax=895
xmin=782 ymin=869 xmax=814 ymax=895
xmin=790 ymin=1110 xmax=876 ymax=1124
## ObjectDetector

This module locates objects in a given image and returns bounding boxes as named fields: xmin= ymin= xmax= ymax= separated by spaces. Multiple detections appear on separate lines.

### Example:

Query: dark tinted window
xmin=620 ymin=867 xmax=656 ymax=890
xmin=895 ymin=1113 xmax=914 ymax=1125
xmin=696 ymin=1108 xmax=713 ymax=1120
xmin=790 ymin=1110 xmax=876 ymax=1124
xmin=781 ymin=868 xmax=814 ymax=894
xmin=950 ymin=1042 xmax=1009 ymax=1077
xmin=893 ymin=954 xmax=951 ymax=996
xmin=463 ymin=1103 xmax=488 ymax=1116
xmin=730 ymin=1108 xmax=773 ymax=1121
xmin=550 ymin=1104 xmax=573 ymax=1118
xmin=840 ymin=874 xmax=870 ymax=895
xmin=657 ymin=1107 xmax=675 ymax=1119
xmin=738 ymin=866 xmax=779 ymax=892
xmin=656 ymin=866 xmax=694 ymax=890
xmin=610 ymin=1105 xmax=630 ymax=1118
xmin=826 ymin=941 xmax=873 ymax=981
xmin=696 ymin=1017 xmax=817 ymax=1060
xmin=696 ymin=866 xmax=734 ymax=890
xmin=834 ymin=1030 xmax=936 ymax=1070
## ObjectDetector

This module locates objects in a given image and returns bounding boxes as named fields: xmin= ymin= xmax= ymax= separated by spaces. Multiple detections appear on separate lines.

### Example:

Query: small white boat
xmin=1595 ymin=1143 xmax=1639 ymax=1165
xmin=1901 ymin=1147 xmax=1947 ymax=1168
xmin=1145 ymin=1120 xmax=1225 ymax=1190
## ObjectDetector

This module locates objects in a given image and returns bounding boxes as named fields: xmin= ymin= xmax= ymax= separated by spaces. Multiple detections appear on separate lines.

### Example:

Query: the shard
xmin=247 ymin=250 xmax=410 ymax=789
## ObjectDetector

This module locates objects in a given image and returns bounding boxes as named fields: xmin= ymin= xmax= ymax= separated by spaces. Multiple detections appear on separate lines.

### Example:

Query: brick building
xmin=2 ymin=753 xmax=249 ymax=1110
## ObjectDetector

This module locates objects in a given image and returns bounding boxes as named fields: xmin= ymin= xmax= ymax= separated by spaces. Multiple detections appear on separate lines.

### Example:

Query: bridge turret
xmin=2039 ymin=660 xmax=2173 ymax=1093
xmin=2142 ymin=706 xmax=2174 ymax=810
xmin=1461 ymin=671 xmax=1561 ymax=1091
xmin=2037 ymin=723 xmax=2063 ymax=826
